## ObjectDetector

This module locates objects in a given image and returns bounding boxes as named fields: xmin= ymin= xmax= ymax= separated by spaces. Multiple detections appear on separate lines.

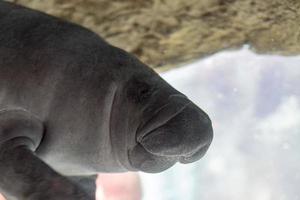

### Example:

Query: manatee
xmin=0 ymin=1 xmax=213 ymax=199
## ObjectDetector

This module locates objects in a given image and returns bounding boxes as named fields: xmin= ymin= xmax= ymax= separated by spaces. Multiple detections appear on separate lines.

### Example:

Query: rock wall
xmin=5 ymin=0 xmax=300 ymax=69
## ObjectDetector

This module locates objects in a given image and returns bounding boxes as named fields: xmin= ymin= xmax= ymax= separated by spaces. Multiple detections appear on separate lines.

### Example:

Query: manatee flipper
xmin=69 ymin=175 xmax=97 ymax=199
xmin=0 ymin=110 xmax=93 ymax=200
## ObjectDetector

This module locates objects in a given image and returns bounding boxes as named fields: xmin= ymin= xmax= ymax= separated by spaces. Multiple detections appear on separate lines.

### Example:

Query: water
xmin=140 ymin=47 xmax=300 ymax=200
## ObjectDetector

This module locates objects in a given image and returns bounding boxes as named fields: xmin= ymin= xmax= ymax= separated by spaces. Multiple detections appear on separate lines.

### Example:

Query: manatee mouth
xmin=128 ymin=94 xmax=213 ymax=173
xmin=136 ymin=94 xmax=191 ymax=144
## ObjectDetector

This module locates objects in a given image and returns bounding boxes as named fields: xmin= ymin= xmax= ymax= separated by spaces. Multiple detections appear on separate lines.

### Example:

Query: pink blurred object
xmin=0 ymin=172 xmax=142 ymax=200
xmin=96 ymin=172 xmax=142 ymax=200
xmin=0 ymin=193 xmax=5 ymax=200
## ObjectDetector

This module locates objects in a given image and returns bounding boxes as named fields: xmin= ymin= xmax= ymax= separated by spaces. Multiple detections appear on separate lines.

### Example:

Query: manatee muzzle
xmin=128 ymin=95 xmax=213 ymax=173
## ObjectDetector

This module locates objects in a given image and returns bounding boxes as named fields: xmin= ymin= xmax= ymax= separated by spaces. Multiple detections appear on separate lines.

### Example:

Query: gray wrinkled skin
xmin=0 ymin=1 xmax=213 ymax=199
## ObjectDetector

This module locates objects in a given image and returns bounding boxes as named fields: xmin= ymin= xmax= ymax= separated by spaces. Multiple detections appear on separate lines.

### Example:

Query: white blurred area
xmin=140 ymin=46 xmax=300 ymax=200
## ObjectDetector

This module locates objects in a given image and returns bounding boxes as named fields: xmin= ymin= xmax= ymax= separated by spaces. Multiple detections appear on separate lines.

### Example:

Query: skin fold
xmin=0 ymin=1 xmax=213 ymax=199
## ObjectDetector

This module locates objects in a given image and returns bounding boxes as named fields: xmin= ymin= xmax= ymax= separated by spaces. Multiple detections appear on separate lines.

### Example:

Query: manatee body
xmin=0 ymin=1 xmax=213 ymax=199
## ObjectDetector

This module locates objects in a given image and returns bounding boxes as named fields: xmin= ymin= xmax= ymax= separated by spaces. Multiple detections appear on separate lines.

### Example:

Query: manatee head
xmin=108 ymin=47 xmax=213 ymax=173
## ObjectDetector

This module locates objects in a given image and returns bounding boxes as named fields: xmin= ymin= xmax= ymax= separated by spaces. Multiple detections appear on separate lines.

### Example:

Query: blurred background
xmin=5 ymin=0 xmax=300 ymax=70
xmin=140 ymin=47 xmax=300 ymax=200
xmin=2 ymin=0 xmax=300 ymax=199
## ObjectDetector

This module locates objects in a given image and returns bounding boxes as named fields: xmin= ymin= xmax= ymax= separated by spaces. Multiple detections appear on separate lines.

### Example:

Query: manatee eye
xmin=138 ymin=85 xmax=151 ymax=100
xmin=126 ymin=79 xmax=153 ymax=104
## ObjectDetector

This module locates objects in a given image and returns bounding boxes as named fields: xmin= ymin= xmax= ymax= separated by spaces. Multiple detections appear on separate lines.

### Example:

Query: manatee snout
xmin=140 ymin=102 xmax=213 ymax=162
xmin=129 ymin=95 xmax=213 ymax=172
